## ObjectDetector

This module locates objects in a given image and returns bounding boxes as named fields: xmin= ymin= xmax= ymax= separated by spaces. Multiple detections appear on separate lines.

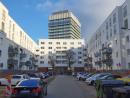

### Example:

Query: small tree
xmin=48 ymin=53 xmax=56 ymax=75
xmin=65 ymin=49 xmax=76 ymax=71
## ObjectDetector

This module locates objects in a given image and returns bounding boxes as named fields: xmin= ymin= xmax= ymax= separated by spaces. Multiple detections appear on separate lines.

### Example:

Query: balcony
xmin=8 ymin=46 xmax=19 ymax=57
xmin=102 ymin=47 xmax=112 ymax=54
xmin=20 ymin=53 xmax=27 ymax=59
xmin=8 ymin=59 xmax=18 ymax=66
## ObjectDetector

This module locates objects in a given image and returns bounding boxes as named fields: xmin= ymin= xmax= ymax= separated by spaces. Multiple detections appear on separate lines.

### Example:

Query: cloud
xmin=36 ymin=0 xmax=125 ymax=40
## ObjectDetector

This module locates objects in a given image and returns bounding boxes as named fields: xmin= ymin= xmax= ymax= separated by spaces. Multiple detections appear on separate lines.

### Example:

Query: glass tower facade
xmin=48 ymin=10 xmax=81 ymax=39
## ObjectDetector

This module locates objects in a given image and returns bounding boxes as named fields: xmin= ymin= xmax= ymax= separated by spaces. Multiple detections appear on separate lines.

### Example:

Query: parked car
xmin=81 ymin=73 xmax=95 ymax=81
xmin=94 ymin=74 xmax=122 ymax=85
xmin=11 ymin=79 xmax=47 ymax=98
xmin=77 ymin=74 xmax=88 ymax=81
xmin=85 ymin=73 xmax=111 ymax=85
xmin=11 ymin=74 xmax=30 ymax=85
xmin=77 ymin=72 xmax=88 ymax=80
xmin=117 ymin=75 xmax=130 ymax=83
xmin=99 ymin=74 xmax=122 ymax=80
xmin=0 ymin=78 xmax=8 ymax=86
xmin=0 ymin=74 xmax=29 ymax=86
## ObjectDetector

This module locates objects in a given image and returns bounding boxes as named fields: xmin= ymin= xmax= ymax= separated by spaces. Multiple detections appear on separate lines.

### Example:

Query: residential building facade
xmin=48 ymin=10 xmax=81 ymax=39
xmin=0 ymin=2 xmax=38 ymax=70
xmin=88 ymin=0 xmax=130 ymax=70
xmin=38 ymin=39 xmax=87 ymax=73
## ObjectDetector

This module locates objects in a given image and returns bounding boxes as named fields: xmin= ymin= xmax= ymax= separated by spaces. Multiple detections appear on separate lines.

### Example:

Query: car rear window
xmin=12 ymin=76 xmax=21 ymax=79
xmin=18 ymin=80 xmax=39 ymax=87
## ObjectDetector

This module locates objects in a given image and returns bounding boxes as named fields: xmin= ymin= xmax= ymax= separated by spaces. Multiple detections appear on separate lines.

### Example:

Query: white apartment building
xmin=88 ymin=0 xmax=130 ymax=70
xmin=0 ymin=2 xmax=38 ymax=70
xmin=38 ymin=39 xmax=87 ymax=73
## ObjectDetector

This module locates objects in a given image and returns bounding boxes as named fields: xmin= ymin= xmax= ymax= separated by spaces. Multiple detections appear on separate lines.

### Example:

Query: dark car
xmin=11 ymin=79 xmax=47 ymax=98
xmin=99 ymin=74 xmax=122 ymax=80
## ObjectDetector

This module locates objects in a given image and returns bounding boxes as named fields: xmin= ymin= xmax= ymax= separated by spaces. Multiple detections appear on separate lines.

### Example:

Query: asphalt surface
xmin=45 ymin=75 xmax=96 ymax=98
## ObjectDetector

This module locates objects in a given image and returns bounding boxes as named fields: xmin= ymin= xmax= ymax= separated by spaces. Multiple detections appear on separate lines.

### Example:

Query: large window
xmin=113 ymin=13 xmax=116 ymax=24
xmin=124 ymin=19 xmax=128 ymax=29
xmin=41 ymin=42 xmax=45 ymax=44
xmin=1 ymin=22 xmax=5 ymax=31
xmin=127 ymin=49 xmax=130 ymax=55
xmin=123 ymin=6 xmax=127 ymax=17
xmin=126 ymin=36 xmax=129 ymax=42
xmin=40 ymin=61 xmax=44 ymax=64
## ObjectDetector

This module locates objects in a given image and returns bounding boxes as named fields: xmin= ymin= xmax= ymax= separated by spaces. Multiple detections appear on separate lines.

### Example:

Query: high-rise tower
xmin=48 ymin=10 xmax=81 ymax=39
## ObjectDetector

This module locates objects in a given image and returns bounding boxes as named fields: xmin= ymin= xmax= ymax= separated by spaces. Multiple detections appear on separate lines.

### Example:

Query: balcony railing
xmin=7 ymin=59 xmax=18 ymax=65
xmin=20 ymin=53 xmax=27 ymax=59
xmin=8 ymin=46 xmax=19 ymax=57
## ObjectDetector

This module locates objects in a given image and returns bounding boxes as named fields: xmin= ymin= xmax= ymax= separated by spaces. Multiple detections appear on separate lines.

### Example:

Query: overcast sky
xmin=2 ymin=0 xmax=125 ymax=41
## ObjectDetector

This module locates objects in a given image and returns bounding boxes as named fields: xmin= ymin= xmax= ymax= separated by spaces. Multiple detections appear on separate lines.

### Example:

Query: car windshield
xmin=18 ymin=79 xmax=39 ymax=87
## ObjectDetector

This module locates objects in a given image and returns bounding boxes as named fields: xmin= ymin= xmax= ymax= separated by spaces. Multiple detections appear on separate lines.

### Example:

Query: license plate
xmin=20 ymin=90 xmax=30 ymax=93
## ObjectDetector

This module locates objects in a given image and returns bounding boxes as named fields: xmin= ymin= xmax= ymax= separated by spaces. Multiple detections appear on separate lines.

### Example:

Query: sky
xmin=1 ymin=0 xmax=125 ymax=41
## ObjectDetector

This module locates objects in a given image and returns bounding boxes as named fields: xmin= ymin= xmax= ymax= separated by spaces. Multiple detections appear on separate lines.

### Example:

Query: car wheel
xmin=79 ymin=77 xmax=81 ymax=80
xmin=0 ymin=82 xmax=1 ymax=86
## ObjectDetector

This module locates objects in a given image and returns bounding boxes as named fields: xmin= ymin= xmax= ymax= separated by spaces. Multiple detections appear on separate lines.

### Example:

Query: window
xmin=113 ymin=13 xmax=116 ymax=24
xmin=48 ymin=51 xmax=52 ymax=54
xmin=36 ymin=49 xmax=39 ymax=52
xmin=40 ymin=61 xmax=44 ymax=64
xmin=78 ymin=42 xmax=81 ymax=45
xmin=78 ymin=52 xmax=82 ymax=54
xmin=116 ymin=52 xmax=118 ymax=57
xmin=106 ymin=32 xmax=109 ymax=40
xmin=70 ymin=42 xmax=74 ymax=45
xmin=48 ymin=47 xmax=52 ymax=49
xmin=63 ymin=47 xmax=67 ymax=49
xmin=40 ymin=56 xmax=44 ymax=59
xmin=127 ymin=49 xmax=130 ymax=55
xmin=78 ymin=56 xmax=82 ymax=59
xmin=115 ymin=40 xmax=118 ymax=45
xmin=49 ymin=42 xmax=52 ymax=44
xmin=109 ymin=18 xmax=112 ymax=27
xmin=2 ymin=10 xmax=6 ymax=21
xmin=13 ymin=24 xmax=15 ymax=32
xmin=126 ymin=36 xmax=129 ymax=42
xmin=63 ymin=42 xmax=67 ymax=45
xmin=56 ymin=42 xmax=60 ymax=44
xmin=41 ymin=42 xmax=45 ymax=44
xmin=106 ymin=22 xmax=108 ymax=30
xmin=0 ymin=38 xmax=3 ymax=45
xmin=128 ymin=63 xmax=130 ymax=69
xmin=41 ymin=51 xmax=44 ymax=54
xmin=123 ymin=6 xmax=127 ymax=17
xmin=114 ymin=25 xmax=117 ymax=35
xmin=0 ymin=50 xmax=2 ymax=57
xmin=110 ymin=29 xmax=112 ymax=37
xmin=0 ymin=63 xmax=3 ymax=68
xmin=41 ymin=47 xmax=44 ymax=49
xmin=124 ymin=19 xmax=128 ymax=29
xmin=78 ymin=61 xmax=82 ymax=64
xmin=1 ymin=22 xmax=5 ymax=31
xmin=56 ymin=47 xmax=61 ymax=49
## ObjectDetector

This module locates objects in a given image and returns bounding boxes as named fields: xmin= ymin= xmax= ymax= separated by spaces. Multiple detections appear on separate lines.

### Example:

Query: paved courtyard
xmin=45 ymin=75 xmax=96 ymax=98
